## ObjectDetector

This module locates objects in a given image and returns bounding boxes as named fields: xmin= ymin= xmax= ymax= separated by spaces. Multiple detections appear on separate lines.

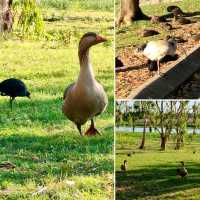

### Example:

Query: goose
xmin=0 ymin=78 xmax=31 ymax=109
xmin=121 ymin=160 xmax=127 ymax=171
xmin=177 ymin=161 xmax=188 ymax=178
xmin=62 ymin=32 xmax=108 ymax=136
xmin=139 ymin=36 xmax=177 ymax=75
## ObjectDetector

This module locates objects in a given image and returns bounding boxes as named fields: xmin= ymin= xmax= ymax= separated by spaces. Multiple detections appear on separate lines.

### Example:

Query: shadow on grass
xmin=0 ymin=96 xmax=113 ymax=128
xmin=0 ymin=130 xmax=113 ymax=185
xmin=116 ymin=162 xmax=200 ymax=199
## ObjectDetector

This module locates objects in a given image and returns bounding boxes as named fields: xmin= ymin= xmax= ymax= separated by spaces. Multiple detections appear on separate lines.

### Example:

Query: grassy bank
xmin=40 ymin=0 xmax=114 ymax=11
xmin=116 ymin=132 xmax=200 ymax=200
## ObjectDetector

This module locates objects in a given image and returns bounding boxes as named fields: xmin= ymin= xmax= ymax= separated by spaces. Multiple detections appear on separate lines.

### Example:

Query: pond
xmin=116 ymin=126 xmax=200 ymax=134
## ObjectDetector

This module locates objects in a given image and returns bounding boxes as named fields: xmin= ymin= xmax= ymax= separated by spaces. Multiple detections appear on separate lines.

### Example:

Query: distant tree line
xmin=116 ymin=101 xmax=200 ymax=150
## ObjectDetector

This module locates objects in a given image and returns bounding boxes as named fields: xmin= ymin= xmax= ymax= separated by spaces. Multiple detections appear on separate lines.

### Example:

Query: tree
xmin=116 ymin=0 xmax=149 ymax=26
xmin=138 ymin=101 xmax=154 ymax=149
xmin=151 ymin=101 xmax=175 ymax=151
xmin=192 ymin=102 xmax=200 ymax=137
xmin=116 ymin=101 xmax=123 ymax=128
xmin=17 ymin=0 xmax=44 ymax=37
xmin=0 ymin=0 xmax=13 ymax=32
xmin=174 ymin=101 xmax=188 ymax=150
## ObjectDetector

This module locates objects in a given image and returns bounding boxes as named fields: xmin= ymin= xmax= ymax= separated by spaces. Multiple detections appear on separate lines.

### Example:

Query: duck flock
xmin=0 ymin=32 xmax=108 ymax=136
xmin=120 ymin=156 xmax=188 ymax=179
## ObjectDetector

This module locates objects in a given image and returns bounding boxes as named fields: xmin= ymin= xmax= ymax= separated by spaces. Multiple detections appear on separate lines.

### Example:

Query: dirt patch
xmin=116 ymin=21 xmax=200 ymax=99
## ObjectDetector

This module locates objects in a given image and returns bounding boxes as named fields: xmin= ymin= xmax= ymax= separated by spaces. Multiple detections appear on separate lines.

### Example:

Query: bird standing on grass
xmin=121 ymin=160 xmax=127 ymax=171
xmin=138 ymin=36 xmax=177 ymax=76
xmin=0 ymin=78 xmax=31 ymax=109
xmin=177 ymin=161 xmax=188 ymax=178
xmin=62 ymin=32 xmax=108 ymax=136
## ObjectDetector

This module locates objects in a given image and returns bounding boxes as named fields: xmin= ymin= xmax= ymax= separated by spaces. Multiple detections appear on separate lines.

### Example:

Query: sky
xmin=116 ymin=100 xmax=200 ymax=113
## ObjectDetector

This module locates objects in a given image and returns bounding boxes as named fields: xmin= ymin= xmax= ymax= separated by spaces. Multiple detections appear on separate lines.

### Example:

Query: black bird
xmin=115 ymin=57 xmax=124 ymax=68
xmin=147 ymin=60 xmax=158 ymax=72
xmin=0 ymin=78 xmax=31 ymax=109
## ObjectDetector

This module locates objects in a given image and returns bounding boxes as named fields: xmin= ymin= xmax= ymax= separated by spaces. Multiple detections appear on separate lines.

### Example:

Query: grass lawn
xmin=0 ymin=2 xmax=114 ymax=200
xmin=115 ymin=0 xmax=200 ymax=51
xmin=116 ymin=132 xmax=200 ymax=200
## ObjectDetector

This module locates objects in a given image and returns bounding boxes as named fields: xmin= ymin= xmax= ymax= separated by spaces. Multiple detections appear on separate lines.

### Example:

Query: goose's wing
xmin=63 ymin=82 xmax=75 ymax=100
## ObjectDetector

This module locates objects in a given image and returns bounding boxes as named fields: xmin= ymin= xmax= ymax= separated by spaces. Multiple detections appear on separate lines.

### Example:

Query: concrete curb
xmin=128 ymin=45 xmax=200 ymax=99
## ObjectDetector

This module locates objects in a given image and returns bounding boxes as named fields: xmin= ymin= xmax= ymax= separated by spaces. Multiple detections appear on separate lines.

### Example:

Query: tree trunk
xmin=160 ymin=135 xmax=167 ymax=151
xmin=132 ymin=118 xmax=135 ymax=132
xmin=175 ymin=131 xmax=182 ymax=150
xmin=0 ymin=0 xmax=13 ymax=32
xmin=139 ymin=117 xmax=147 ymax=149
xmin=116 ymin=0 xmax=149 ymax=26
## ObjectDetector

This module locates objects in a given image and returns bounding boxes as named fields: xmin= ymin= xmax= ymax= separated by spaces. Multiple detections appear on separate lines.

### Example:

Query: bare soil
xmin=116 ymin=21 xmax=200 ymax=99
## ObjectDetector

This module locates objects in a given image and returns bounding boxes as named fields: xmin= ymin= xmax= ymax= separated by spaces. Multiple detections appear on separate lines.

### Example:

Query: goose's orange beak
xmin=96 ymin=35 xmax=107 ymax=43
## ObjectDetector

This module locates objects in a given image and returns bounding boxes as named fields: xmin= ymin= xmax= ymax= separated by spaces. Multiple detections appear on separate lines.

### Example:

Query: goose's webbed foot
xmin=84 ymin=119 xmax=101 ymax=136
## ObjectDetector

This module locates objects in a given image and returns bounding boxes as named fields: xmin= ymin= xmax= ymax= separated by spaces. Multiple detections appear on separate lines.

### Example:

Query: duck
xmin=62 ymin=32 xmax=108 ymax=136
xmin=167 ymin=5 xmax=184 ymax=15
xmin=141 ymin=29 xmax=159 ymax=37
xmin=192 ymin=34 xmax=200 ymax=42
xmin=121 ymin=160 xmax=127 ymax=171
xmin=0 ymin=78 xmax=31 ymax=109
xmin=150 ymin=15 xmax=166 ymax=24
xmin=176 ymin=17 xmax=191 ymax=25
xmin=138 ymin=36 xmax=177 ymax=75
xmin=177 ymin=161 xmax=188 ymax=178
xmin=161 ymin=23 xmax=173 ymax=31
xmin=167 ymin=6 xmax=184 ymax=18
xmin=0 ymin=161 xmax=15 ymax=169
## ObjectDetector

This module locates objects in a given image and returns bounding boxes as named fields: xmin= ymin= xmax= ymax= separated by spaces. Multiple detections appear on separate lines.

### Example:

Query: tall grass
xmin=40 ymin=0 xmax=114 ymax=11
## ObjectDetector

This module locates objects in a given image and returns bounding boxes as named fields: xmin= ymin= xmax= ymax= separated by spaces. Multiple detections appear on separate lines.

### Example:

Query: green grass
xmin=115 ymin=0 xmax=200 ymax=51
xmin=116 ymin=132 xmax=200 ymax=200
xmin=40 ymin=0 xmax=114 ymax=11
xmin=0 ymin=5 xmax=114 ymax=200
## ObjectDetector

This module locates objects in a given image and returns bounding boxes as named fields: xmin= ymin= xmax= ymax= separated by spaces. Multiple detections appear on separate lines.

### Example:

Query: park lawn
xmin=115 ymin=0 xmax=200 ymax=51
xmin=116 ymin=132 xmax=200 ymax=200
xmin=0 ymin=4 xmax=114 ymax=200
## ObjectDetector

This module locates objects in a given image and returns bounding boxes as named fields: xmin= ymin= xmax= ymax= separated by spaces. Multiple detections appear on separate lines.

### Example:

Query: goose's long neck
xmin=78 ymin=47 xmax=95 ymax=84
